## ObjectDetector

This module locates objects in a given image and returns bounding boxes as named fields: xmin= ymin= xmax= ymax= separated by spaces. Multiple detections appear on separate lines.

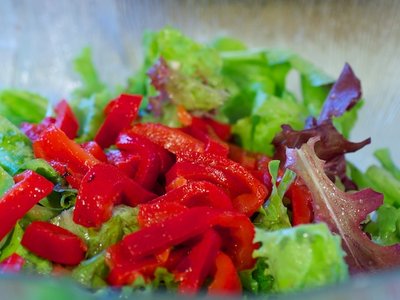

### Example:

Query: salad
xmin=0 ymin=27 xmax=399 ymax=296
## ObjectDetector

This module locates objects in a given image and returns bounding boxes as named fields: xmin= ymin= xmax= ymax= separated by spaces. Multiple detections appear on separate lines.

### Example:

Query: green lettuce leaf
xmin=364 ymin=204 xmax=400 ymax=246
xmin=0 ymin=166 xmax=13 ymax=197
xmin=374 ymin=148 xmax=400 ymax=181
xmin=0 ymin=222 xmax=24 ymax=261
xmin=254 ymin=160 xmax=295 ymax=230
xmin=51 ymin=205 xmax=139 ymax=258
xmin=70 ymin=90 xmax=111 ymax=142
xmin=72 ymin=253 xmax=108 ymax=289
xmin=72 ymin=48 xmax=106 ymax=99
xmin=129 ymin=27 xmax=227 ymax=116
xmin=0 ymin=116 xmax=34 ymax=175
xmin=0 ymin=90 xmax=48 ymax=126
xmin=253 ymin=223 xmax=348 ymax=293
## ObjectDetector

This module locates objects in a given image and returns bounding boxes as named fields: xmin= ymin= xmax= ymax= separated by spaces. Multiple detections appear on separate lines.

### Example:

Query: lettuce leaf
xmin=252 ymin=223 xmax=348 ymax=293
xmin=51 ymin=205 xmax=139 ymax=258
xmin=0 ymin=166 xmax=13 ymax=197
xmin=254 ymin=160 xmax=295 ymax=230
xmin=0 ymin=90 xmax=48 ymax=126
xmin=72 ymin=253 xmax=108 ymax=289
xmin=0 ymin=116 xmax=34 ymax=175
xmin=72 ymin=48 xmax=106 ymax=100
xmin=286 ymin=138 xmax=400 ymax=272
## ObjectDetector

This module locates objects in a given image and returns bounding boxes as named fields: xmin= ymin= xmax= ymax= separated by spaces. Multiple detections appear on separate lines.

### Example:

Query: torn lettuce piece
xmin=72 ymin=253 xmax=108 ymax=289
xmin=286 ymin=138 xmax=400 ymax=272
xmin=131 ymin=28 xmax=228 ymax=119
xmin=253 ymin=223 xmax=348 ymax=293
xmin=254 ymin=160 xmax=295 ymax=230
xmin=240 ymin=258 xmax=274 ymax=294
xmin=233 ymin=94 xmax=306 ymax=156
xmin=0 ymin=90 xmax=48 ymax=126
xmin=0 ymin=116 xmax=34 ymax=175
xmin=72 ymin=48 xmax=106 ymax=99
xmin=374 ymin=148 xmax=400 ymax=181
xmin=70 ymin=90 xmax=111 ymax=142
xmin=364 ymin=204 xmax=400 ymax=246
xmin=0 ymin=166 xmax=13 ymax=197
xmin=51 ymin=205 xmax=139 ymax=258
xmin=0 ymin=222 xmax=24 ymax=261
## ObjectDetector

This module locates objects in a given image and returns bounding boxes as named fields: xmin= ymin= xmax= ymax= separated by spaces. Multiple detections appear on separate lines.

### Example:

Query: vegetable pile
xmin=0 ymin=28 xmax=400 ymax=296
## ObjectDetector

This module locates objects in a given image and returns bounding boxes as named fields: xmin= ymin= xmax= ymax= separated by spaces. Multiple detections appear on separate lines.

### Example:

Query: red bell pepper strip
xmin=108 ymin=207 xmax=255 ymax=272
xmin=181 ymin=126 xmax=229 ymax=157
xmin=54 ymin=99 xmax=79 ymax=139
xmin=21 ymin=221 xmax=87 ymax=265
xmin=80 ymin=141 xmax=107 ymax=162
xmin=73 ymin=163 xmax=156 ymax=228
xmin=147 ymin=181 xmax=233 ymax=211
xmin=174 ymin=152 xmax=269 ymax=217
xmin=175 ymin=230 xmax=221 ymax=294
xmin=286 ymin=179 xmax=314 ymax=225
xmin=0 ymin=170 xmax=53 ymax=241
xmin=198 ymin=117 xmax=232 ymax=142
xmin=208 ymin=252 xmax=242 ymax=295
xmin=33 ymin=126 xmax=99 ymax=179
xmin=95 ymin=94 xmax=142 ymax=148
xmin=138 ymin=202 xmax=188 ymax=228
xmin=20 ymin=117 xmax=56 ymax=142
xmin=0 ymin=253 xmax=25 ymax=273
xmin=106 ymin=149 xmax=140 ymax=178
xmin=115 ymin=132 xmax=162 ymax=189
xmin=129 ymin=123 xmax=205 ymax=155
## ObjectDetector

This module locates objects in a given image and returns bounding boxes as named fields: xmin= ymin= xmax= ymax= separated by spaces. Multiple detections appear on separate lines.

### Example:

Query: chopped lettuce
xmin=72 ymin=48 xmax=106 ymax=100
xmin=72 ymin=253 xmax=108 ymax=289
xmin=0 ymin=116 xmax=34 ymax=175
xmin=254 ymin=160 xmax=295 ymax=230
xmin=51 ymin=205 xmax=139 ymax=258
xmin=252 ymin=223 xmax=348 ymax=293
xmin=350 ymin=148 xmax=400 ymax=245
xmin=128 ymin=28 xmax=228 ymax=120
xmin=0 ymin=166 xmax=13 ymax=197
xmin=0 ymin=90 xmax=48 ymax=126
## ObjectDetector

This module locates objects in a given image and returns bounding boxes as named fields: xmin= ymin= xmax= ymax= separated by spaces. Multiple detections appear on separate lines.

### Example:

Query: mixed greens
xmin=0 ymin=27 xmax=399 ymax=296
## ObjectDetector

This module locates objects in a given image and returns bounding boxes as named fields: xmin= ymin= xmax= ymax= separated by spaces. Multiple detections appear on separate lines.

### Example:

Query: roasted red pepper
xmin=73 ymin=163 xmax=156 ymax=228
xmin=208 ymin=252 xmax=242 ymax=295
xmin=116 ymin=132 xmax=162 ymax=189
xmin=95 ymin=94 xmax=142 ymax=148
xmin=129 ymin=123 xmax=205 ymax=155
xmin=286 ymin=179 xmax=314 ymax=225
xmin=80 ymin=141 xmax=107 ymax=162
xmin=54 ymin=99 xmax=79 ymax=139
xmin=106 ymin=149 xmax=140 ymax=178
xmin=33 ymin=126 xmax=99 ymax=184
xmin=147 ymin=181 xmax=233 ymax=211
xmin=168 ymin=152 xmax=268 ymax=217
xmin=175 ymin=230 xmax=221 ymax=294
xmin=21 ymin=221 xmax=87 ymax=265
xmin=108 ymin=207 xmax=255 ymax=273
xmin=0 ymin=253 xmax=25 ymax=273
xmin=138 ymin=202 xmax=188 ymax=228
xmin=191 ymin=116 xmax=232 ymax=142
xmin=0 ymin=170 xmax=53 ymax=241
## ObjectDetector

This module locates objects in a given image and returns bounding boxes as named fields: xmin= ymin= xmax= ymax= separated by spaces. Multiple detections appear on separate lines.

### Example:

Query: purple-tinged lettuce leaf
xmin=317 ymin=63 xmax=362 ymax=125
xmin=273 ymin=122 xmax=370 ymax=190
xmin=285 ymin=138 xmax=400 ymax=273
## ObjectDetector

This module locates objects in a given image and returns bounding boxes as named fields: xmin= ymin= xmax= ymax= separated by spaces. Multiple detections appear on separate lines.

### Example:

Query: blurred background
xmin=1 ymin=0 xmax=400 ymax=168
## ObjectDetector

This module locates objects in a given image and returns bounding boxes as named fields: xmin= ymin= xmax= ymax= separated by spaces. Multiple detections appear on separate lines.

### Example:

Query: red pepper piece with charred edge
xmin=0 ymin=170 xmax=54 ymax=241
xmin=95 ymin=94 xmax=142 ymax=148
xmin=21 ymin=221 xmax=87 ymax=265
